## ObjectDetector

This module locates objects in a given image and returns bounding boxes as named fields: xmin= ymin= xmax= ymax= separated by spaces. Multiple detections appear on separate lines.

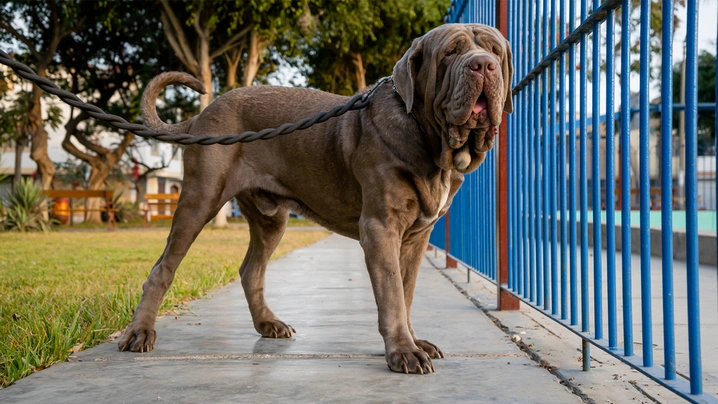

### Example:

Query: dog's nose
xmin=468 ymin=55 xmax=497 ymax=74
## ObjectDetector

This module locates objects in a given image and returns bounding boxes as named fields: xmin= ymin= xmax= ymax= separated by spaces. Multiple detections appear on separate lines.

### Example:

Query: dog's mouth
xmin=446 ymin=92 xmax=497 ymax=152
xmin=472 ymin=93 xmax=489 ymax=120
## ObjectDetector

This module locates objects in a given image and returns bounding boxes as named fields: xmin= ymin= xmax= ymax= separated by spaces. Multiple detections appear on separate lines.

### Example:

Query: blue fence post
xmin=619 ymin=0 xmax=633 ymax=358
xmin=591 ymin=0 xmax=603 ymax=341
xmin=568 ymin=0 xmax=578 ymax=327
xmin=660 ymin=0 xmax=676 ymax=381
xmin=558 ymin=0 xmax=568 ymax=321
xmin=579 ymin=0 xmax=590 ymax=370
xmin=605 ymin=7 xmax=618 ymax=351
xmin=684 ymin=0 xmax=702 ymax=394
xmin=638 ymin=0 xmax=653 ymax=368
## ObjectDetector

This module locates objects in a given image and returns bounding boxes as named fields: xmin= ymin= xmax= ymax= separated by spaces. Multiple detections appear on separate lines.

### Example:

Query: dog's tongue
xmin=473 ymin=96 xmax=488 ymax=114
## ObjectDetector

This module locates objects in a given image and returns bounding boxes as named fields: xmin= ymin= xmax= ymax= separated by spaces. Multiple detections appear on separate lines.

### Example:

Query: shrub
xmin=101 ymin=192 xmax=142 ymax=223
xmin=1 ymin=178 xmax=54 ymax=232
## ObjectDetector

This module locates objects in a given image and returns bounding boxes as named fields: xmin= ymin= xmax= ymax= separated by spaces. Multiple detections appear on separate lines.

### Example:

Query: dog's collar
xmin=388 ymin=78 xmax=426 ymax=134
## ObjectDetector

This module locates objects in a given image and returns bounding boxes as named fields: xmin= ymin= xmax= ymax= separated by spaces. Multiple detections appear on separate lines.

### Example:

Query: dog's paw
xmin=256 ymin=319 xmax=296 ymax=338
xmin=415 ymin=339 xmax=445 ymax=359
xmin=386 ymin=349 xmax=435 ymax=374
xmin=117 ymin=323 xmax=157 ymax=353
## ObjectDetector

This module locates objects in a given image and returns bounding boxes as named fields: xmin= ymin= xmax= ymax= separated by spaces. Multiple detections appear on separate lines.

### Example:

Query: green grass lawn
xmin=61 ymin=216 xmax=318 ymax=230
xmin=0 ymin=227 xmax=329 ymax=387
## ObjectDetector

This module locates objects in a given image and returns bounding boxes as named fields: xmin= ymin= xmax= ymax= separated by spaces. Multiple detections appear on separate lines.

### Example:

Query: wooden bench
xmin=143 ymin=193 xmax=180 ymax=226
xmin=45 ymin=190 xmax=117 ymax=231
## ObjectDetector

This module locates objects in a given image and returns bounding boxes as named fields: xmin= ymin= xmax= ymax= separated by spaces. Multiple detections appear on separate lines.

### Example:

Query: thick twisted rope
xmin=0 ymin=49 xmax=392 ymax=146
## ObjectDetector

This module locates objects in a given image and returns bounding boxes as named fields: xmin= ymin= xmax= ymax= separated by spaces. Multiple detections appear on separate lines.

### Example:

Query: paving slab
xmin=0 ymin=234 xmax=580 ymax=403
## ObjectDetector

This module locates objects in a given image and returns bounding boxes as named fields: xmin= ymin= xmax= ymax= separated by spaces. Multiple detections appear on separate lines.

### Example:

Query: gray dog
xmin=118 ymin=23 xmax=513 ymax=374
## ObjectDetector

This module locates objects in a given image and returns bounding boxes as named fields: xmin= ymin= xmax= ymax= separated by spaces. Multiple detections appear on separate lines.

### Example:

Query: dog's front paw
xmin=415 ymin=339 xmax=445 ymax=359
xmin=117 ymin=322 xmax=157 ymax=353
xmin=256 ymin=319 xmax=296 ymax=338
xmin=386 ymin=349 xmax=435 ymax=374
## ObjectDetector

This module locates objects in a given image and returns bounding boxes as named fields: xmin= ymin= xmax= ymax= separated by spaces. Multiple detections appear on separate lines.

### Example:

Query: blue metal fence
xmin=432 ymin=0 xmax=717 ymax=402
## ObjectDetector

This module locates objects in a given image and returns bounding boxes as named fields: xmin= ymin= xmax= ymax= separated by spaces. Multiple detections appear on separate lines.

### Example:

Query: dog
xmin=117 ymin=23 xmax=513 ymax=375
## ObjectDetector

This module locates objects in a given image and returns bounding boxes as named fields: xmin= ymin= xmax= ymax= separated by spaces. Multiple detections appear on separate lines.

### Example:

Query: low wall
xmin=581 ymin=222 xmax=717 ymax=266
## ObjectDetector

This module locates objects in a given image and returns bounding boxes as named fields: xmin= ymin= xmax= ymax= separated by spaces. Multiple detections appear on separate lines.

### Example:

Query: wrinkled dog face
xmin=393 ymin=24 xmax=514 ymax=173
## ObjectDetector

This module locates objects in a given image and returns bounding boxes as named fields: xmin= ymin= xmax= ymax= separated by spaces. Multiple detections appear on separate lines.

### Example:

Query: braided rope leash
xmin=0 ymin=49 xmax=392 ymax=146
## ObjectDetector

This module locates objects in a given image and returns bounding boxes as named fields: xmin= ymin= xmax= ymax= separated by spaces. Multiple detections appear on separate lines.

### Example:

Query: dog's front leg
xmin=400 ymin=229 xmax=445 ymax=360
xmin=360 ymin=217 xmax=435 ymax=374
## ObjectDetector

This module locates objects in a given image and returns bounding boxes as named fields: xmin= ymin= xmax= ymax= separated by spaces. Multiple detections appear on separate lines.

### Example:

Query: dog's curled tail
xmin=141 ymin=72 xmax=206 ymax=133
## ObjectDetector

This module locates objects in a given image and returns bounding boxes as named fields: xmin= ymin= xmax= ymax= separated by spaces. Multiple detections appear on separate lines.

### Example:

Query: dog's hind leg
xmin=236 ymin=195 xmax=295 ymax=338
xmin=117 ymin=168 xmax=232 ymax=353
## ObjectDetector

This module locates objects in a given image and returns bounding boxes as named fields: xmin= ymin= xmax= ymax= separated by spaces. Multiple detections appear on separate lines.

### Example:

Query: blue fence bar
xmin=568 ymin=0 xmax=578 ymax=327
xmin=619 ymin=0 xmax=633 ymax=358
xmin=638 ymin=0 xmax=653 ymax=368
xmin=558 ymin=0 xmax=568 ymax=321
xmin=579 ymin=0 xmax=589 ymax=337
xmin=590 ymin=0 xmax=602 ymax=341
xmin=434 ymin=1 xmax=714 ymax=402
xmin=604 ymin=7 xmax=617 ymax=350
xmin=660 ymin=0 xmax=676 ymax=382
xmin=684 ymin=0 xmax=702 ymax=394
xmin=533 ymin=0 xmax=543 ymax=307
xmin=542 ymin=0 xmax=550 ymax=311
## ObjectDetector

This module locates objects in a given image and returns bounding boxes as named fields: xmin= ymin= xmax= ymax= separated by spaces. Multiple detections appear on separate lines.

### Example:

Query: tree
xmin=0 ymin=0 xmax=85 ymax=190
xmin=158 ymin=0 xmax=306 ymax=226
xmin=303 ymin=0 xmax=448 ymax=95
xmin=124 ymin=140 xmax=181 ymax=203
xmin=54 ymin=1 xmax=180 ymax=222
xmin=0 ymin=70 xmax=62 ymax=184
xmin=157 ymin=0 xmax=252 ymax=109
xmin=673 ymin=49 xmax=716 ymax=155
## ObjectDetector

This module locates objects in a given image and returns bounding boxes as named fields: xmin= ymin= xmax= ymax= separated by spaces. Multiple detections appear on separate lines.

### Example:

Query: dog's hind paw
xmin=386 ymin=349 xmax=435 ymax=374
xmin=117 ymin=323 xmax=157 ymax=353
xmin=415 ymin=339 xmax=445 ymax=359
xmin=256 ymin=319 xmax=296 ymax=338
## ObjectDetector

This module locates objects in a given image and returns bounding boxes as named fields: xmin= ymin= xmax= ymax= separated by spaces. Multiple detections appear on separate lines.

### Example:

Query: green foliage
xmin=0 ymin=71 xmax=63 ymax=148
xmin=1 ymin=178 xmax=54 ymax=232
xmin=101 ymin=192 xmax=142 ymax=224
xmin=302 ymin=0 xmax=450 ymax=95
xmin=672 ymin=49 xmax=716 ymax=154
xmin=620 ymin=0 xmax=687 ymax=80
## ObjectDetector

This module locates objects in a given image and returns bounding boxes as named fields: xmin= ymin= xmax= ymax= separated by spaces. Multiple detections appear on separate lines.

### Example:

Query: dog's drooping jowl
xmin=118 ymin=23 xmax=513 ymax=374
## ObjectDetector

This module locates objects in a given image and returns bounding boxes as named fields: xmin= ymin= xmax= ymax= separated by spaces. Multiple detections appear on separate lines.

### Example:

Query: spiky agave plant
xmin=2 ymin=178 xmax=54 ymax=232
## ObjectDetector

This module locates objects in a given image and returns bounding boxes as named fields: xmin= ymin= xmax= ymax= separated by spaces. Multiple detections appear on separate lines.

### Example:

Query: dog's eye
xmin=446 ymin=48 xmax=458 ymax=57
xmin=492 ymin=45 xmax=501 ymax=55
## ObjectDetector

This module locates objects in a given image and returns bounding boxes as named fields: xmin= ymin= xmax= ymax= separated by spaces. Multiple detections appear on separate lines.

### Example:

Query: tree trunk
xmin=84 ymin=164 xmax=109 ymax=223
xmin=198 ymin=36 xmax=214 ymax=110
xmin=27 ymin=69 xmax=56 ymax=190
xmin=14 ymin=137 xmax=26 ymax=185
xmin=243 ymin=31 xmax=262 ymax=87
xmin=350 ymin=52 xmax=366 ymax=91
xmin=225 ymin=48 xmax=241 ymax=90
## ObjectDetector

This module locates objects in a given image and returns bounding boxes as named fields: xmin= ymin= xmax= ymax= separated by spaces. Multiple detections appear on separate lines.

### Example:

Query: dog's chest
xmin=418 ymin=173 xmax=451 ymax=224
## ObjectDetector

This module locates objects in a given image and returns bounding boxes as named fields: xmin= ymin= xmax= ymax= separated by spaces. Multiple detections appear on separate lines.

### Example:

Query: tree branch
xmin=111 ymin=132 xmax=135 ymax=161
xmin=193 ymin=6 xmax=209 ymax=41
xmin=0 ymin=17 xmax=41 ymax=60
xmin=62 ymin=112 xmax=101 ymax=164
xmin=160 ymin=13 xmax=195 ymax=74
xmin=210 ymin=25 xmax=253 ymax=59
xmin=158 ymin=0 xmax=200 ymax=73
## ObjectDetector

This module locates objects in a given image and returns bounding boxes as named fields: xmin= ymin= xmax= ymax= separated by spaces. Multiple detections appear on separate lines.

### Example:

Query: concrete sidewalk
xmin=0 ymin=234 xmax=580 ymax=403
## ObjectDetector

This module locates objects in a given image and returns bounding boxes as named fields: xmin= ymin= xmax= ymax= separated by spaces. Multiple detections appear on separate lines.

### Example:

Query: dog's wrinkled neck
xmin=391 ymin=82 xmax=426 ymax=135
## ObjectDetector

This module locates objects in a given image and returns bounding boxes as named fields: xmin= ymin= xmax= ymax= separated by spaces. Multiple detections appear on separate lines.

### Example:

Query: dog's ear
xmin=502 ymin=39 xmax=514 ymax=114
xmin=393 ymin=36 xmax=424 ymax=114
